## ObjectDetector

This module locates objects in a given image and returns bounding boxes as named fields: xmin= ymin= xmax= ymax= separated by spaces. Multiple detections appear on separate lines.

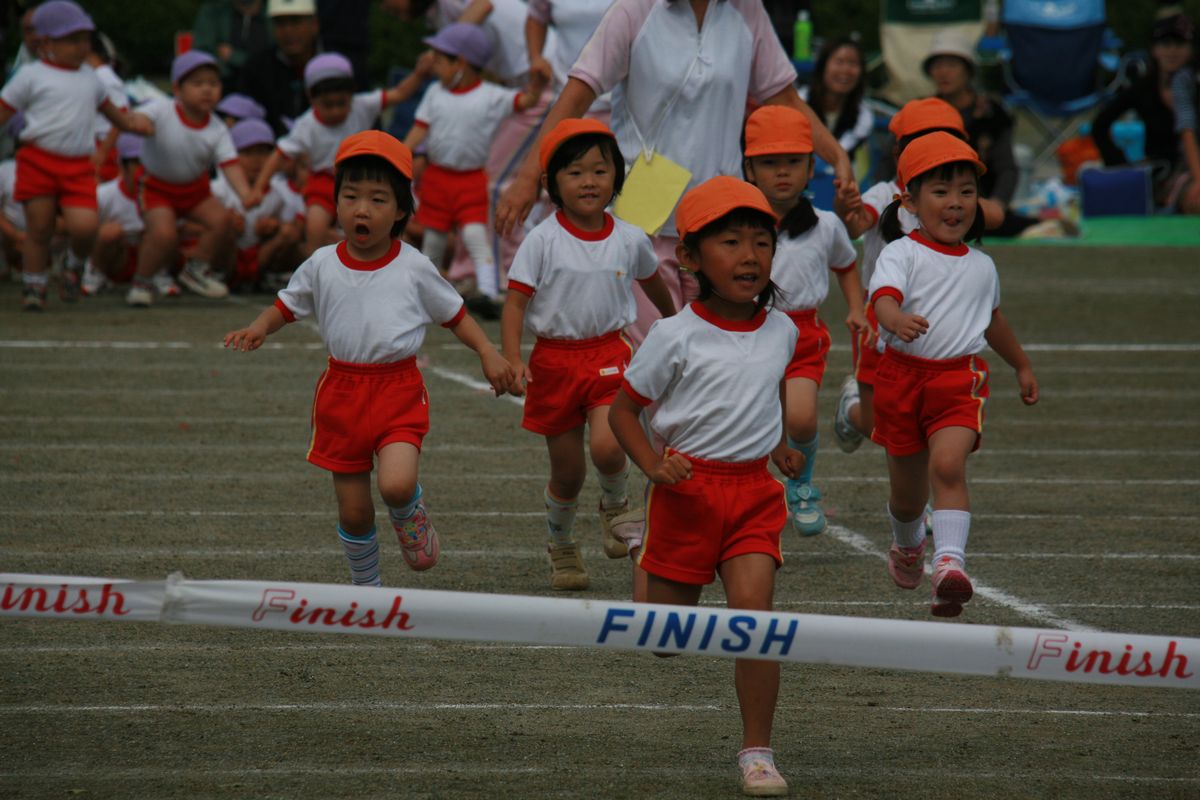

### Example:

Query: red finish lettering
xmin=1 ymin=584 xmax=127 ymax=616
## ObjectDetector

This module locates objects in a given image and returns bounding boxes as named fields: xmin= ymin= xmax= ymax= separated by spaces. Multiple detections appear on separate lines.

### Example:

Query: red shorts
xmin=639 ymin=454 xmax=786 ymax=585
xmin=871 ymin=348 xmax=990 ymax=457
xmin=414 ymin=163 xmax=488 ymax=231
xmin=140 ymin=174 xmax=212 ymax=216
xmin=303 ymin=171 xmax=336 ymax=216
xmin=96 ymin=141 xmax=119 ymax=182
xmin=14 ymin=143 xmax=97 ymax=209
xmin=522 ymin=331 xmax=633 ymax=436
xmin=852 ymin=300 xmax=882 ymax=386
xmin=307 ymin=357 xmax=430 ymax=473
xmin=232 ymin=245 xmax=259 ymax=287
xmin=113 ymin=244 xmax=138 ymax=282
xmin=784 ymin=309 xmax=831 ymax=384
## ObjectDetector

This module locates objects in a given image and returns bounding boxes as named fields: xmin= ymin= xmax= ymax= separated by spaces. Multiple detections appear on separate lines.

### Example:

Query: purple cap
xmin=216 ymin=93 xmax=266 ymax=121
xmin=116 ymin=133 xmax=144 ymax=160
xmin=423 ymin=23 xmax=491 ymax=69
xmin=171 ymin=50 xmax=219 ymax=85
xmin=32 ymin=1 xmax=95 ymax=39
xmin=303 ymin=52 xmax=354 ymax=91
xmin=230 ymin=118 xmax=276 ymax=151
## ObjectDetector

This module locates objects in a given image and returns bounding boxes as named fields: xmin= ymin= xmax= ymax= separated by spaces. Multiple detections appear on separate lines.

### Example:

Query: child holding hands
xmin=501 ymin=118 xmax=675 ymax=591
xmin=608 ymin=177 xmax=804 ymax=798
xmin=225 ymin=131 xmax=512 ymax=585
xmin=869 ymin=133 xmax=1038 ymax=617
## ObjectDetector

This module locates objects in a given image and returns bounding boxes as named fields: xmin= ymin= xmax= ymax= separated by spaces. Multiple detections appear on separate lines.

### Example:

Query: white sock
xmin=888 ymin=504 xmax=926 ymax=549
xmin=932 ymin=509 xmax=971 ymax=568
xmin=597 ymin=463 xmax=629 ymax=510
xmin=65 ymin=248 xmax=85 ymax=271
xmin=461 ymin=223 xmax=498 ymax=297
xmin=22 ymin=271 xmax=49 ymax=289
xmin=421 ymin=228 xmax=448 ymax=269
xmin=545 ymin=487 xmax=578 ymax=546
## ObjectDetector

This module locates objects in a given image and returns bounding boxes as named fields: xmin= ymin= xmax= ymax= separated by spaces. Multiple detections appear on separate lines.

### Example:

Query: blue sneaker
xmin=786 ymin=482 xmax=826 ymax=536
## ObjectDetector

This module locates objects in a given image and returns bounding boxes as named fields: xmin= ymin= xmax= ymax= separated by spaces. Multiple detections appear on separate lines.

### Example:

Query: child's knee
xmin=378 ymin=475 xmax=419 ymax=508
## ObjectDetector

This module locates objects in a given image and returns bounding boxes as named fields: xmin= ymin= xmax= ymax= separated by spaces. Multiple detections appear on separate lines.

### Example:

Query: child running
xmin=0 ymin=0 xmax=152 ymax=310
xmin=742 ymin=105 xmax=869 ymax=537
xmin=608 ymin=176 xmax=803 ymax=798
xmin=868 ymin=132 xmax=1038 ymax=617
xmin=224 ymin=131 xmax=512 ymax=585
xmin=501 ymin=118 xmax=675 ymax=591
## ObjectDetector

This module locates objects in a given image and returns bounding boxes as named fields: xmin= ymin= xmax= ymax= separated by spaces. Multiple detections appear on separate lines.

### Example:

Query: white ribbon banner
xmin=3 ymin=572 xmax=1197 ymax=690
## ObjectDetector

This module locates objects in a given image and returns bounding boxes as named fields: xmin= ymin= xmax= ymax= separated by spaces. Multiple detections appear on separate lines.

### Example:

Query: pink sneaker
xmin=738 ymin=748 xmax=788 ymax=797
xmin=887 ymin=540 xmax=926 ymax=589
xmin=930 ymin=556 xmax=973 ymax=617
xmin=393 ymin=501 xmax=439 ymax=571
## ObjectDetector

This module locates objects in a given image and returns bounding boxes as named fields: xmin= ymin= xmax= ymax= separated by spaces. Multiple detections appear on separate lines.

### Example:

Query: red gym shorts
xmin=638 ymin=454 xmax=787 ymax=585
xmin=870 ymin=347 xmax=990 ymax=457
xmin=140 ymin=173 xmax=212 ymax=216
xmin=307 ymin=356 xmax=430 ymax=473
xmin=303 ymin=171 xmax=336 ymax=216
xmin=784 ymin=309 xmax=831 ymax=384
xmin=522 ymin=330 xmax=633 ymax=437
xmin=14 ymin=143 xmax=97 ymax=209
xmin=414 ymin=163 xmax=488 ymax=231
xmin=852 ymin=300 xmax=882 ymax=386
xmin=232 ymin=245 xmax=260 ymax=286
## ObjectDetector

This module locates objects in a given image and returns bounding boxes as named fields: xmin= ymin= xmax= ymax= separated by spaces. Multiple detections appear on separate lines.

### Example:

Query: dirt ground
xmin=1 ymin=244 xmax=1198 ymax=799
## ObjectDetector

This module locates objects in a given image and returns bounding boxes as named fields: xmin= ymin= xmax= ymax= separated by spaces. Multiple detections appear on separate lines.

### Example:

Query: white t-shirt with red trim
xmin=507 ymin=211 xmax=658 ymax=339
xmin=413 ymin=80 xmax=519 ymax=170
xmin=622 ymin=302 xmax=797 ymax=462
xmin=0 ymin=61 xmax=111 ymax=156
xmin=96 ymin=177 xmax=143 ymax=242
xmin=869 ymin=230 xmax=1000 ymax=361
xmin=212 ymin=173 xmax=289 ymax=249
xmin=0 ymin=160 xmax=26 ymax=229
xmin=274 ymin=239 xmax=466 ymax=364
xmin=93 ymin=63 xmax=128 ymax=141
xmin=135 ymin=98 xmax=238 ymax=184
xmin=772 ymin=208 xmax=857 ymax=312
xmin=270 ymin=174 xmax=306 ymax=224
xmin=860 ymin=179 xmax=917 ymax=290
xmin=276 ymin=91 xmax=385 ymax=174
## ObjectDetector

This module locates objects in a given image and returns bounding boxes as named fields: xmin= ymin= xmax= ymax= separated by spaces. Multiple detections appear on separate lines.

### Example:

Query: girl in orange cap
xmin=608 ymin=175 xmax=804 ymax=798
xmin=742 ymin=104 xmax=870 ymax=538
xmin=867 ymin=132 xmax=1038 ymax=618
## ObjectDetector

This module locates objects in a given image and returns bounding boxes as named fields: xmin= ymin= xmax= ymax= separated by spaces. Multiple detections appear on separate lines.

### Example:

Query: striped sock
xmin=338 ymin=524 xmax=381 ymax=587
xmin=597 ymin=463 xmax=629 ymax=511
xmin=388 ymin=483 xmax=423 ymax=524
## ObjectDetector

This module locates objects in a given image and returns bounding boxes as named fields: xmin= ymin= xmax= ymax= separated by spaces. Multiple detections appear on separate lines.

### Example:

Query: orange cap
xmin=743 ymin=105 xmax=813 ymax=157
xmin=897 ymin=131 xmax=986 ymax=188
xmin=674 ymin=176 xmax=775 ymax=239
xmin=538 ymin=117 xmax=617 ymax=173
xmin=334 ymin=130 xmax=413 ymax=180
xmin=887 ymin=97 xmax=965 ymax=140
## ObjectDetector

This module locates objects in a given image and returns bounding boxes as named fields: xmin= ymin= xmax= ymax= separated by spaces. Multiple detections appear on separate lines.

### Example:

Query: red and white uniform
xmin=212 ymin=173 xmax=289 ymax=250
xmin=0 ymin=160 xmax=27 ymax=231
xmin=97 ymin=177 xmax=144 ymax=242
xmin=508 ymin=211 xmax=657 ymax=435
xmin=136 ymin=98 xmax=237 ymax=215
xmin=270 ymin=173 xmax=306 ymax=225
xmin=621 ymin=302 xmax=796 ymax=584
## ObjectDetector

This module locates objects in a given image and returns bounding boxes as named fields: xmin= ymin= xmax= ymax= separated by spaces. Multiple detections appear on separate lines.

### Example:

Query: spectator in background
xmin=238 ymin=0 xmax=322 ymax=135
xmin=316 ymin=0 xmax=371 ymax=89
xmin=191 ymin=0 xmax=272 ymax=87
xmin=7 ymin=6 xmax=41 ymax=79
xmin=1093 ymin=13 xmax=1196 ymax=211
xmin=800 ymin=36 xmax=873 ymax=159
xmin=1167 ymin=16 xmax=1199 ymax=214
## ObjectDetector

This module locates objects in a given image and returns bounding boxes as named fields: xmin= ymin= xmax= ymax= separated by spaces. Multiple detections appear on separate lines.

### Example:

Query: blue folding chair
xmin=999 ymin=0 xmax=1121 ymax=169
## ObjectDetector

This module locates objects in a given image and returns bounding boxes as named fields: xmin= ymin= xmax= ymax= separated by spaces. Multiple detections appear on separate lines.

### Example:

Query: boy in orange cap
xmin=500 ymin=117 xmax=676 ymax=591
xmin=868 ymin=132 xmax=1038 ymax=617
xmin=224 ymin=130 xmax=513 ymax=586
xmin=608 ymin=175 xmax=804 ymax=798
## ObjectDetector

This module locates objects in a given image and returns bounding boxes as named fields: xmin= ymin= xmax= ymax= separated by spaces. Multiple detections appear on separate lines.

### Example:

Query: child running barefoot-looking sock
xmin=742 ymin=106 xmax=869 ymax=537
xmin=501 ymin=118 xmax=676 ymax=591
xmin=224 ymin=131 xmax=513 ymax=584
xmin=608 ymin=177 xmax=804 ymax=798
xmin=869 ymin=133 xmax=1038 ymax=617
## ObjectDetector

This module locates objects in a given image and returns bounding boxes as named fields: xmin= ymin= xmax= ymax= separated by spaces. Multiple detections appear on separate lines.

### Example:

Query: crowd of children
xmin=8 ymin=2 xmax=1045 ymax=797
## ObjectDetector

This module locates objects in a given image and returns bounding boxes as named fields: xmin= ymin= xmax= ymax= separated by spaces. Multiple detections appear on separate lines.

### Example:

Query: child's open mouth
xmin=354 ymin=223 xmax=370 ymax=236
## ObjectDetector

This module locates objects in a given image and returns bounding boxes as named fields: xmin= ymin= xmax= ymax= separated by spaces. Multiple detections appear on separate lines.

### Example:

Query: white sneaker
xmin=833 ymin=374 xmax=864 ymax=453
xmin=125 ymin=284 xmax=154 ymax=307
xmin=152 ymin=269 xmax=182 ymax=298
xmin=80 ymin=260 xmax=111 ymax=296
xmin=178 ymin=262 xmax=229 ymax=299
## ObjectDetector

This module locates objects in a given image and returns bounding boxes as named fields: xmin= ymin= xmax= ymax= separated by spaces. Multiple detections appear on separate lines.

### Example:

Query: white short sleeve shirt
xmin=0 ymin=61 xmax=110 ymax=156
xmin=212 ymin=173 xmax=288 ymax=249
xmin=860 ymin=179 xmax=917 ymax=290
xmin=771 ymin=208 xmax=857 ymax=311
xmin=413 ymin=81 xmax=519 ymax=170
xmin=93 ymin=63 xmax=128 ymax=141
xmin=277 ymin=91 xmax=385 ymax=174
xmin=96 ymin=178 xmax=143 ymax=241
xmin=528 ymin=0 xmax=614 ymax=101
xmin=136 ymin=98 xmax=239 ymax=184
xmin=0 ymin=160 xmax=26 ymax=229
xmin=622 ymin=302 xmax=797 ymax=462
xmin=507 ymin=211 xmax=658 ymax=339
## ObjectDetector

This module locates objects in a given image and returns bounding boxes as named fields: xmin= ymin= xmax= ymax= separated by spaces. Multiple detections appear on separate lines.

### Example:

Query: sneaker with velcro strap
xmin=547 ymin=542 xmax=589 ymax=590
xmin=599 ymin=500 xmax=632 ymax=559
xmin=178 ymin=261 xmax=229 ymax=299
xmin=738 ymin=748 xmax=788 ymax=797
xmin=887 ymin=539 xmax=925 ymax=590
xmin=393 ymin=500 xmax=440 ymax=571
xmin=930 ymin=556 xmax=973 ymax=617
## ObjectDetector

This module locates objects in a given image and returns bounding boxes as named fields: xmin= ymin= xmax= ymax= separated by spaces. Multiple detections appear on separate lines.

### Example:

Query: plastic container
xmin=793 ymin=11 xmax=812 ymax=61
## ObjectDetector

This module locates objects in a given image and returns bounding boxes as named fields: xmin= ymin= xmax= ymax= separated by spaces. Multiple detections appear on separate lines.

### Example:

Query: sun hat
xmin=171 ymin=50 xmax=219 ymax=85
xmin=423 ymin=23 xmax=492 ymax=69
xmin=887 ymin=97 xmax=966 ymax=140
xmin=216 ymin=93 xmax=266 ymax=121
xmin=743 ymin=105 xmax=813 ymax=157
xmin=1152 ymin=13 xmax=1196 ymax=43
xmin=115 ymin=133 xmax=144 ymax=161
xmin=921 ymin=30 xmax=979 ymax=76
xmin=675 ymin=176 xmax=775 ymax=240
xmin=897 ymin=131 xmax=986 ymax=189
xmin=538 ymin=118 xmax=616 ymax=173
xmin=303 ymin=53 xmax=354 ymax=91
xmin=230 ymin=119 xmax=276 ymax=151
xmin=32 ymin=1 xmax=94 ymax=39
xmin=335 ymin=130 xmax=414 ymax=180
xmin=267 ymin=0 xmax=317 ymax=17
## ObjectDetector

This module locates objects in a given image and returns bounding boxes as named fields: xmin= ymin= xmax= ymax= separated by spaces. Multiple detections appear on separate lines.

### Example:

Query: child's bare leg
xmin=302 ymin=205 xmax=336 ymax=257
xmin=850 ymin=381 xmax=874 ymax=436
xmin=886 ymin=449 xmax=929 ymax=522
xmin=135 ymin=207 xmax=179 ymax=280
xmin=378 ymin=442 xmax=438 ymax=571
xmin=19 ymin=197 xmax=56 ymax=306
xmin=185 ymin=197 xmax=230 ymax=265
xmin=58 ymin=206 xmax=99 ymax=300
xmin=332 ymin=469 xmax=382 ymax=586
xmin=926 ymin=426 xmax=974 ymax=511
xmin=91 ymin=222 xmax=125 ymax=276
xmin=718 ymin=553 xmax=779 ymax=749
xmin=546 ymin=426 xmax=587 ymax=504
xmin=643 ymin=571 xmax=704 ymax=657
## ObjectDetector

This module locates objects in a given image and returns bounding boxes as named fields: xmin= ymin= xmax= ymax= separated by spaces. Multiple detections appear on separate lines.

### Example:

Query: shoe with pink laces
xmin=738 ymin=747 xmax=788 ymax=797
xmin=887 ymin=539 xmax=926 ymax=589
xmin=930 ymin=556 xmax=973 ymax=617
xmin=393 ymin=501 xmax=439 ymax=571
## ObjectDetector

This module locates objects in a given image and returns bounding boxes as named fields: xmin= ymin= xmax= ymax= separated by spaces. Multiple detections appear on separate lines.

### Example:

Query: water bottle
xmin=793 ymin=10 xmax=812 ymax=61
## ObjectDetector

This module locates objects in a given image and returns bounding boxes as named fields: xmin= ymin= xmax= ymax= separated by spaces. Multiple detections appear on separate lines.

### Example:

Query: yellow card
xmin=612 ymin=152 xmax=693 ymax=236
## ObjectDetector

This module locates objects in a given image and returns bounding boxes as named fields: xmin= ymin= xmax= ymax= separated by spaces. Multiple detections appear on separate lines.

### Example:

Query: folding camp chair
xmin=877 ymin=0 xmax=986 ymax=104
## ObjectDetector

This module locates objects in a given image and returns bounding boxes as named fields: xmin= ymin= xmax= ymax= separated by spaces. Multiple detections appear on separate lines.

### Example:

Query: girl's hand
xmin=529 ymin=55 xmax=554 ymax=88
xmin=771 ymin=442 xmax=805 ymax=480
xmin=223 ymin=325 xmax=267 ymax=352
xmin=845 ymin=308 xmax=870 ymax=341
xmin=647 ymin=453 xmax=692 ymax=485
xmin=893 ymin=312 xmax=929 ymax=342
xmin=1017 ymin=365 xmax=1039 ymax=406
xmin=506 ymin=359 xmax=531 ymax=397
xmin=480 ymin=347 xmax=514 ymax=396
